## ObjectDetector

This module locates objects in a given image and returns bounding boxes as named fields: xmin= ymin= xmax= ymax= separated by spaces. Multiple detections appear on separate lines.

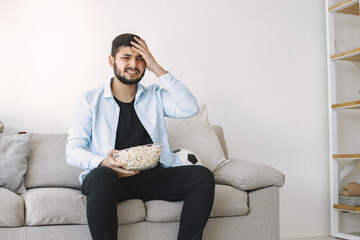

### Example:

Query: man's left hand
xmin=131 ymin=37 xmax=167 ymax=77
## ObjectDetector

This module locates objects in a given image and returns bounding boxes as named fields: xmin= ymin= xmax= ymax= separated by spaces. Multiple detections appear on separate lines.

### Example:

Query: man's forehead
xmin=117 ymin=46 xmax=141 ymax=57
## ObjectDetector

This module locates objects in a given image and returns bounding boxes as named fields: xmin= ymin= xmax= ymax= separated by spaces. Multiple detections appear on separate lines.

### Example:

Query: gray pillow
xmin=0 ymin=133 xmax=32 ymax=194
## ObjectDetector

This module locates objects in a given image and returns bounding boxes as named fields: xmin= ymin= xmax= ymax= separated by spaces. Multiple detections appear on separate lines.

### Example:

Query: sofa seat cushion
xmin=22 ymin=188 xmax=146 ymax=226
xmin=0 ymin=187 xmax=24 ymax=226
xmin=145 ymin=184 xmax=248 ymax=222
xmin=22 ymin=188 xmax=86 ymax=226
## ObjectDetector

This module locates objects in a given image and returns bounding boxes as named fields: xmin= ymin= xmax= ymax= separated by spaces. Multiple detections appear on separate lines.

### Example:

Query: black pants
xmin=81 ymin=165 xmax=215 ymax=240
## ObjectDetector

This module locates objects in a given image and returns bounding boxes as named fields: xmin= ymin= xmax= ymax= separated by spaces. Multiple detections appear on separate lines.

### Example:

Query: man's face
xmin=111 ymin=46 xmax=146 ymax=85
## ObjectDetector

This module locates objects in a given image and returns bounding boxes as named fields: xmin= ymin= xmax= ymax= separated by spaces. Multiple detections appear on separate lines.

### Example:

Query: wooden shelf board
xmin=329 ymin=0 xmax=359 ymax=15
xmin=332 ymin=100 xmax=360 ymax=109
xmin=331 ymin=47 xmax=360 ymax=62
xmin=333 ymin=154 xmax=360 ymax=159
xmin=334 ymin=204 xmax=360 ymax=212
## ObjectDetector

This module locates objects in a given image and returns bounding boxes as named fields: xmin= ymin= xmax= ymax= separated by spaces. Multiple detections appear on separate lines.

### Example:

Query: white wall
xmin=0 ymin=0 xmax=329 ymax=238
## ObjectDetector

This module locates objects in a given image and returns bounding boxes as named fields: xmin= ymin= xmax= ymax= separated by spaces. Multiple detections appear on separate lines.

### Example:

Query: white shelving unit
xmin=326 ymin=0 xmax=360 ymax=239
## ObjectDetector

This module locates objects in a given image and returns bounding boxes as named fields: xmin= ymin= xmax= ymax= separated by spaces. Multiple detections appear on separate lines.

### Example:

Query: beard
xmin=113 ymin=62 xmax=145 ymax=85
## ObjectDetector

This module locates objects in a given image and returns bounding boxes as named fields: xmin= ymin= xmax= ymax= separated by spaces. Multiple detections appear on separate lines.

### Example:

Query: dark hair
xmin=111 ymin=33 xmax=140 ymax=57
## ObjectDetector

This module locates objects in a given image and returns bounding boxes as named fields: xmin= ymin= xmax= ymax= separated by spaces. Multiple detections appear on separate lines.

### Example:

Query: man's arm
xmin=66 ymin=93 xmax=139 ymax=178
xmin=65 ymin=93 xmax=105 ymax=170
xmin=158 ymin=72 xmax=199 ymax=118
xmin=131 ymin=37 xmax=199 ymax=118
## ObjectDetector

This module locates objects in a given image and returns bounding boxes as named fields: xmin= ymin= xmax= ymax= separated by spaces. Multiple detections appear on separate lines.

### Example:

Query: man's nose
xmin=129 ymin=57 xmax=138 ymax=68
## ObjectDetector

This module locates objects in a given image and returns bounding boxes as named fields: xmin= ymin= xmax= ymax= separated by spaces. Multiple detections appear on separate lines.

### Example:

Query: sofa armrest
xmin=213 ymin=159 xmax=285 ymax=191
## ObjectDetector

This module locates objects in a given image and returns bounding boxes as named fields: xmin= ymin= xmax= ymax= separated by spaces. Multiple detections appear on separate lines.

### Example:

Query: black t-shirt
xmin=114 ymin=97 xmax=153 ymax=150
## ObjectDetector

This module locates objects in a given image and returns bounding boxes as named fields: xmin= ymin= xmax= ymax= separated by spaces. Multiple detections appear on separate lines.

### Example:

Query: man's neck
xmin=111 ymin=78 xmax=137 ymax=103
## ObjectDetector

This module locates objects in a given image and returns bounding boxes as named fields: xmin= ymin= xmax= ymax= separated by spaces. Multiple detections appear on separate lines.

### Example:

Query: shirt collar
xmin=103 ymin=77 xmax=144 ymax=100
xmin=135 ymin=83 xmax=144 ymax=102
xmin=103 ymin=77 xmax=114 ymax=98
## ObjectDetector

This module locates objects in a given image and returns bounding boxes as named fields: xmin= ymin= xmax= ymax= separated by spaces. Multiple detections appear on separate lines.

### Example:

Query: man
xmin=65 ymin=33 xmax=215 ymax=240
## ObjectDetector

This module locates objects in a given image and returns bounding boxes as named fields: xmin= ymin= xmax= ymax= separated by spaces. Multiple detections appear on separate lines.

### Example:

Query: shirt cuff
xmin=91 ymin=155 xmax=106 ymax=169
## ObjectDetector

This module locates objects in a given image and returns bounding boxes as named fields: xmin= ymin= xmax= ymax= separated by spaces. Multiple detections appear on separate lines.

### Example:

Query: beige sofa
xmin=0 ymin=124 xmax=285 ymax=240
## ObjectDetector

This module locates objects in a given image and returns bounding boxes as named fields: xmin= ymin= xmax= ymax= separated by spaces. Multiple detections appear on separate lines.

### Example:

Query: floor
xmin=284 ymin=237 xmax=335 ymax=240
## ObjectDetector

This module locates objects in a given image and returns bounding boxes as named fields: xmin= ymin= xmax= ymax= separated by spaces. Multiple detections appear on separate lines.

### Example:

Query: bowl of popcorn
xmin=113 ymin=144 xmax=162 ymax=171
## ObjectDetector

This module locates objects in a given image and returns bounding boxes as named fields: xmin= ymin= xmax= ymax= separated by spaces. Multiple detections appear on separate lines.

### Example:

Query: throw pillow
xmin=166 ymin=104 xmax=229 ymax=172
xmin=0 ymin=133 xmax=32 ymax=194
xmin=214 ymin=159 xmax=286 ymax=191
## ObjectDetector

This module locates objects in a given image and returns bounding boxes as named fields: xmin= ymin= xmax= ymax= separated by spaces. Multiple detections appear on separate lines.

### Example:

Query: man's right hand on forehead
xmin=130 ymin=37 xmax=167 ymax=78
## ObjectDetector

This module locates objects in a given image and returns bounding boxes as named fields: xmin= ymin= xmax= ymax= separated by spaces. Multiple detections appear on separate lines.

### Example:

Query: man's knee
xmin=185 ymin=165 xmax=215 ymax=189
xmin=199 ymin=165 xmax=215 ymax=189
xmin=82 ymin=167 xmax=117 ymax=195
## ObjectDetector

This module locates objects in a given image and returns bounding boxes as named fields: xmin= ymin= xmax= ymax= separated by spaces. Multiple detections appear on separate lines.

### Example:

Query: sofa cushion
xmin=22 ymin=188 xmax=146 ymax=226
xmin=24 ymin=133 xmax=83 ymax=190
xmin=214 ymin=159 xmax=286 ymax=191
xmin=0 ymin=133 xmax=32 ymax=194
xmin=22 ymin=188 xmax=87 ymax=226
xmin=0 ymin=187 xmax=24 ymax=226
xmin=166 ymin=104 xmax=229 ymax=172
xmin=145 ymin=184 xmax=248 ymax=222
xmin=212 ymin=125 xmax=229 ymax=159
xmin=115 ymin=199 xmax=146 ymax=224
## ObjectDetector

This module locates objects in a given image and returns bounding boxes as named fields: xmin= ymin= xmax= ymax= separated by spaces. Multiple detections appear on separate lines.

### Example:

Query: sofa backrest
xmin=24 ymin=126 xmax=228 ymax=189
xmin=24 ymin=133 xmax=82 ymax=190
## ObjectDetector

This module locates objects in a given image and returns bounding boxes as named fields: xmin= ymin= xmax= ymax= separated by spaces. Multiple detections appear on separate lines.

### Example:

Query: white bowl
xmin=113 ymin=144 xmax=162 ymax=171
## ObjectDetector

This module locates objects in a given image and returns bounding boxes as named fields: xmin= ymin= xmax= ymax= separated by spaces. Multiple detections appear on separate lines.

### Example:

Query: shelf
xmin=327 ymin=0 xmax=360 ymax=238
xmin=334 ymin=204 xmax=360 ymax=212
xmin=333 ymin=154 xmax=360 ymax=159
xmin=331 ymin=47 xmax=360 ymax=62
xmin=329 ymin=0 xmax=360 ymax=15
xmin=332 ymin=100 xmax=360 ymax=109
xmin=333 ymin=232 xmax=360 ymax=240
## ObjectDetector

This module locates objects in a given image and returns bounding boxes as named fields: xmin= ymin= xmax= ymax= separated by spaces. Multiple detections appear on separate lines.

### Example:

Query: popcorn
xmin=113 ymin=144 xmax=162 ymax=171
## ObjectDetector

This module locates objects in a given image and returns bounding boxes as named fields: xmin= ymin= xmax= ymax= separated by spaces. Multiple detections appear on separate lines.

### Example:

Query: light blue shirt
xmin=65 ymin=72 xmax=199 ymax=184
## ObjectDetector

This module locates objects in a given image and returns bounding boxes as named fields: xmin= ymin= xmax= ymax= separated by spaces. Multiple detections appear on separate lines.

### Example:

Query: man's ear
xmin=108 ymin=55 xmax=114 ymax=68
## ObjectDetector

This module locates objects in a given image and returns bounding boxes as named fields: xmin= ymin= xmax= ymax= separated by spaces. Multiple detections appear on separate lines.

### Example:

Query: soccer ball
xmin=172 ymin=149 xmax=202 ymax=166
